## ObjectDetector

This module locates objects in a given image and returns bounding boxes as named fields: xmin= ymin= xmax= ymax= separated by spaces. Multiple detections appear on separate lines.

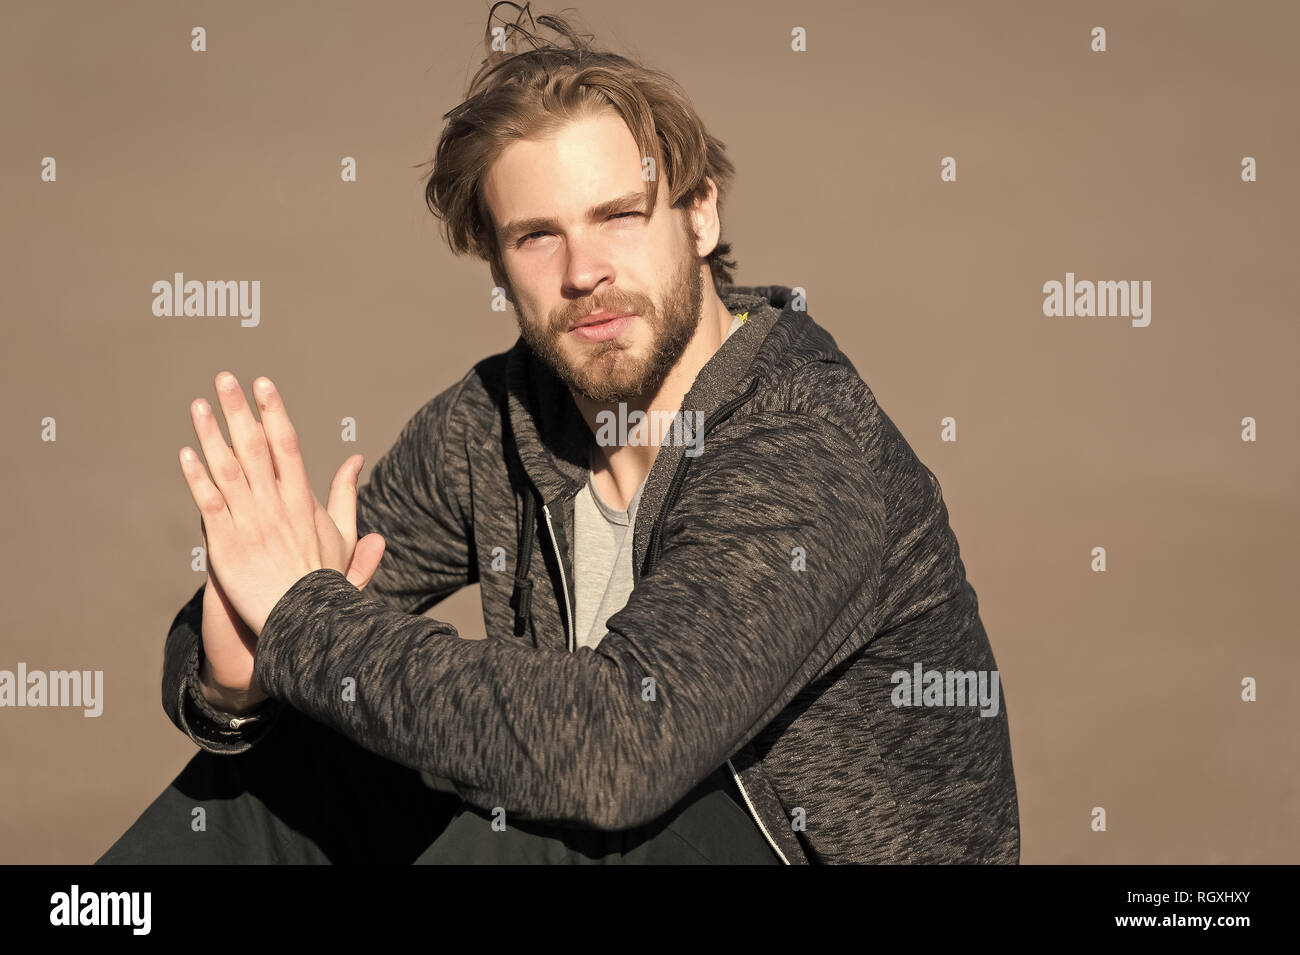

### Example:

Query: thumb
xmin=346 ymin=533 xmax=386 ymax=590
xmin=326 ymin=454 xmax=365 ymax=537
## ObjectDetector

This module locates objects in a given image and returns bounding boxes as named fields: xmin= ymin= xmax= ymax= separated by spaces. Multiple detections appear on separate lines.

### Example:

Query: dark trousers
xmin=96 ymin=706 xmax=780 ymax=865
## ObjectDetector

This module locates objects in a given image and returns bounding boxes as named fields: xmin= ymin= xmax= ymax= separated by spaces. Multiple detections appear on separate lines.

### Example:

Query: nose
xmin=561 ymin=230 xmax=616 ymax=298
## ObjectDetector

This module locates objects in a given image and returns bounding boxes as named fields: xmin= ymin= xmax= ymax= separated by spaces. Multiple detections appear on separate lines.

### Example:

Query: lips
xmin=570 ymin=310 xmax=634 ymax=331
xmin=569 ymin=312 xmax=635 ymax=343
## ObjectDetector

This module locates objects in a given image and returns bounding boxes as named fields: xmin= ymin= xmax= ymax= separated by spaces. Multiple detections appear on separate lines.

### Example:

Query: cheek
xmin=500 ymin=261 xmax=544 ymax=313
xmin=513 ymin=258 xmax=567 ymax=311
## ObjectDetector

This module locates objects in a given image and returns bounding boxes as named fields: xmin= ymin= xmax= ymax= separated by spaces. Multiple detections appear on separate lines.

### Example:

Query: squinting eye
xmin=518 ymin=212 xmax=642 ymax=247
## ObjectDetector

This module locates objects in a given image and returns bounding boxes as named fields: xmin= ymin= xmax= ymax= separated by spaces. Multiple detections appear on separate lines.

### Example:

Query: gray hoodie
xmin=162 ymin=284 xmax=1020 ymax=864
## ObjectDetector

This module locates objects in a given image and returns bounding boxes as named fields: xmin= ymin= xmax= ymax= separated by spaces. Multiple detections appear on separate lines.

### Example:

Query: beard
xmin=511 ymin=235 xmax=706 ymax=404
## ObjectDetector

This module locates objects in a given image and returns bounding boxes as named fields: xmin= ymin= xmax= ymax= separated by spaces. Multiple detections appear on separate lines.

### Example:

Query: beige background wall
xmin=1 ymin=0 xmax=1296 ymax=863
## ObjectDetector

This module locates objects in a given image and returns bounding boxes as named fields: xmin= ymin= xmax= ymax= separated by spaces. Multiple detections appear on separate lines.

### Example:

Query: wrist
xmin=198 ymin=657 xmax=268 ymax=715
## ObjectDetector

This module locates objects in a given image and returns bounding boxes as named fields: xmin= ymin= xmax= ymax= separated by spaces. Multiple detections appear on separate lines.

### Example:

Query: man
xmin=99 ymin=9 xmax=1018 ymax=864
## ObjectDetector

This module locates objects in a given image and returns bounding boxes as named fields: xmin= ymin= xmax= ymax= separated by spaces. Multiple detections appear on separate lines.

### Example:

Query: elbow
xmin=580 ymin=748 xmax=701 ymax=832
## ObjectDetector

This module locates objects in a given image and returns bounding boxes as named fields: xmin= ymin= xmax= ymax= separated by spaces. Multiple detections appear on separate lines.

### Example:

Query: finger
xmin=179 ymin=447 xmax=233 ymax=541
xmin=213 ymin=372 xmax=278 ymax=500
xmin=326 ymin=454 xmax=364 ymax=540
xmin=190 ymin=395 xmax=257 ymax=520
xmin=346 ymin=533 xmax=386 ymax=590
xmin=251 ymin=376 xmax=315 ymax=526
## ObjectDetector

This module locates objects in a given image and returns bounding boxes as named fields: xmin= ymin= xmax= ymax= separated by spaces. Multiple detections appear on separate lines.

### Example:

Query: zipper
xmin=642 ymin=377 xmax=761 ymax=577
xmin=542 ymin=503 xmax=575 ymax=653
xmin=227 ymin=714 xmax=260 ymax=729
xmin=542 ymin=499 xmax=784 ymax=860
xmin=637 ymin=377 xmax=787 ymax=861
xmin=726 ymin=757 xmax=791 ymax=865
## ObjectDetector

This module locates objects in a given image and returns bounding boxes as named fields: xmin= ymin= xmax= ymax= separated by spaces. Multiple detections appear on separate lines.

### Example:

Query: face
xmin=482 ymin=110 xmax=707 ymax=403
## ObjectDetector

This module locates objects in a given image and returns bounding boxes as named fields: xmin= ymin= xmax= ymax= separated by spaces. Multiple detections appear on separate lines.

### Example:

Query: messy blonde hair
xmin=419 ymin=2 xmax=738 ymax=290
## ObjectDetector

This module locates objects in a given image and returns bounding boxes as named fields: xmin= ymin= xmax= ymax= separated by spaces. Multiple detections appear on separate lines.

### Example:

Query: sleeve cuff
xmin=178 ymin=640 xmax=283 ymax=753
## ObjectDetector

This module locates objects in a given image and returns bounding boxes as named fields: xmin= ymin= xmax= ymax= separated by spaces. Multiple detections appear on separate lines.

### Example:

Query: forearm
xmin=254 ymin=569 xmax=695 ymax=830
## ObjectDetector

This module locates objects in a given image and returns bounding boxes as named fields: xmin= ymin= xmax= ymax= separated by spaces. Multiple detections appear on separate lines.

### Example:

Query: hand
xmin=197 ymin=513 xmax=387 ymax=710
xmin=179 ymin=371 xmax=388 ymax=640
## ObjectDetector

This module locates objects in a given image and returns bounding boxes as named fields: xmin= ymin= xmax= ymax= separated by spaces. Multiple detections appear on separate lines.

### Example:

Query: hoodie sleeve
xmin=159 ymin=374 xmax=479 ymax=752
xmin=250 ymin=408 xmax=885 ymax=829
xmin=160 ymin=583 xmax=284 ymax=755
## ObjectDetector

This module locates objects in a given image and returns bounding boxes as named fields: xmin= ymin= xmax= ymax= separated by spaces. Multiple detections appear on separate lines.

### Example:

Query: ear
xmin=688 ymin=177 xmax=722 ymax=258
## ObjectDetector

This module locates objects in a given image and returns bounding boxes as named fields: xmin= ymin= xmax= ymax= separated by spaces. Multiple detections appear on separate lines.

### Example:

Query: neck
xmin=571 ymin=282 xmax=734 ymax=510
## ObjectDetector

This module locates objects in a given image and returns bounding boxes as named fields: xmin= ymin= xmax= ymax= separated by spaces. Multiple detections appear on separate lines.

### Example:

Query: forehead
xmin=483 ymin=111 xmax=649 ymax=230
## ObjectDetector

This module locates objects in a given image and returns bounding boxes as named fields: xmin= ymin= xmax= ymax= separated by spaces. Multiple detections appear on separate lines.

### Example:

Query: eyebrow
xmin=497 ymin=189 xmax=649 ymax=246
